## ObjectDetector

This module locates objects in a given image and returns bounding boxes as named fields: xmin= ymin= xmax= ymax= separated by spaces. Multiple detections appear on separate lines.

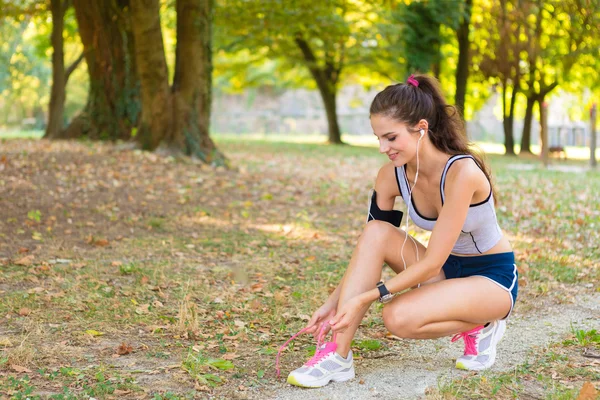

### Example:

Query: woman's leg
xmin=382 ymin=276 xmax=512 ymax=339
xmin=334 ymin=220 xmax=433 ymax=357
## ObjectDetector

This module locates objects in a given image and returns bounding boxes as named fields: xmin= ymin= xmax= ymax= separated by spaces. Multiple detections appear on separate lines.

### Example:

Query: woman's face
xmin=371 ymin=114 xmax=418 ymax=166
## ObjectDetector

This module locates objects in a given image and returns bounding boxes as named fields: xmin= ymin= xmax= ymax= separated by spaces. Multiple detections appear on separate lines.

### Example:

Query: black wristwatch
xmin=376 ymin=281 xmax=394 ymax=304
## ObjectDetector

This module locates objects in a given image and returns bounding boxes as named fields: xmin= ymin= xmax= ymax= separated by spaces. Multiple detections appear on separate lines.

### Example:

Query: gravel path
xmin=266 ymin=292 xmax=599 ymax=400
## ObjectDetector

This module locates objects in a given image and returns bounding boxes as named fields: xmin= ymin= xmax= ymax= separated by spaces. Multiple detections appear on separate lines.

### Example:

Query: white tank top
xmin=395 ymin=155 xmax=503 ymax=254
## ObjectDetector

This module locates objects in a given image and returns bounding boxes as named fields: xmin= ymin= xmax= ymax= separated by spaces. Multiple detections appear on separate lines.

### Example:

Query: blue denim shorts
xmin=442 ymin=252 xmax=518 ymax=319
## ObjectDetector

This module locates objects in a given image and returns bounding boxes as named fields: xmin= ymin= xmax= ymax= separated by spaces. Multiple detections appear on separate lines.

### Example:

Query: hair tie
xmin=407 ymin=74 xmax=419 ymax=87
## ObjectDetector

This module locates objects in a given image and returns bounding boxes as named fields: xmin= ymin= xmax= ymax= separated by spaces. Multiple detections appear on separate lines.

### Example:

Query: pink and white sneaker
xmin=286 ymin=342 xmax=354 ymax=388
xmin=451 ymin=320 xmax=507 ymax=371
xmin=276 ymin=324 xmax=354 ymax=388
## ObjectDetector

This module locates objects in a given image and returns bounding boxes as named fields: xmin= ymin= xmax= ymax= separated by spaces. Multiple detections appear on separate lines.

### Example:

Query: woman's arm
xmin=374 ymin=162 xmax=401 ymax=210
xmin=329 ymin=162 xmax=401 ymax=305
xmin=359 ymin=159 xmax=485 ymax=303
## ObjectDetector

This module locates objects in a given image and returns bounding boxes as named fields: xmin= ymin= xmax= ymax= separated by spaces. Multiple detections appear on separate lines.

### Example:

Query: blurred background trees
xmin=0 ymin=0 xmax=599 ymax=160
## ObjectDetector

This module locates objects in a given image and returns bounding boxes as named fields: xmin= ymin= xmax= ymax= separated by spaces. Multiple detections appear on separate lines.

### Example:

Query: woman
xmin=283 ymin=74 xmax=518 ymax=388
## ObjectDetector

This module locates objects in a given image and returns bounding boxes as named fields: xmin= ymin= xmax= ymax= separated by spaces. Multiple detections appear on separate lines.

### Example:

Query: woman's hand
xmin=305 ymin=301 xmax=337 ymax=339
xmin=329 ymin=295 xmax=370 ymax=334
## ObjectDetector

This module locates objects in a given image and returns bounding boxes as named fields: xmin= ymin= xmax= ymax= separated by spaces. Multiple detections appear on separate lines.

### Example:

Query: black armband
xmin=367 ymin=190 xmax=403 ymax=227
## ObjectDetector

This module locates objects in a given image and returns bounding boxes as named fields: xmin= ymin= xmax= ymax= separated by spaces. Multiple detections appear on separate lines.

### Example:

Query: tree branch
xmin=64 ymin=51 xmax=84 ymax=84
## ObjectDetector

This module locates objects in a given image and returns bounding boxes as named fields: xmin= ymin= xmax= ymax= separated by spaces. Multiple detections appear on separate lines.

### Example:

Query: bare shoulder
xmin=375 ymin=162 xmax=400 ymax=198
xmin=444 ymin=157 xmax=488 ymax=193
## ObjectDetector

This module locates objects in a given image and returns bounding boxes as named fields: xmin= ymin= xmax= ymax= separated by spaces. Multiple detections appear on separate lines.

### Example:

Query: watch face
xmin=381 ymin=294 xmax=394 ymax=304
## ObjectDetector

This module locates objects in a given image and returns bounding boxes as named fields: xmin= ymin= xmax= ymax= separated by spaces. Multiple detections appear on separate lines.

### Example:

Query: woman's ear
xmin=418 ymin=119 xmax=429 ymax=134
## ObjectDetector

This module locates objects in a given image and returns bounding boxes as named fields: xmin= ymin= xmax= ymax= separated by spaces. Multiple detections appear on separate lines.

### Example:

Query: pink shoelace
xmin=275 ymin=322 xmax=337 ymax=378
xmin=451 ymin=325 xmax=484 ymax=356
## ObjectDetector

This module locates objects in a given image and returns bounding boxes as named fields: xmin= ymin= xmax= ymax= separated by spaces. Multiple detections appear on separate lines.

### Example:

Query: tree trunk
xmin=170 ymin=0 xmax=224 ymax=163
xmin=502 ymin=81 xmax=516 ymax=155
xmin=321 ymin=88 xmax=342 ymax=144
xmin=591 ymin=103 xmax=597 ymax=168
xmin=520 ymin=95 xmax=536 ymax=154
xmin=45 ymin=0 xmax=66 ymax=139
xmin=64 ymin=0 xmax=140 ymax=140
xmin=130 ymin=0 xmax=172 ymax=150
xmin=295 ymin=37 xmax=343 ymax=144
xmin=454 ymin=0 xmax=472 ymax=118
xmin=539 ymin=99 xmax=548 ymax=167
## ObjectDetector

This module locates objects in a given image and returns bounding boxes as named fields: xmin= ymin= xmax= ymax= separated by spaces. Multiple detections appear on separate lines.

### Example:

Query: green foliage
xmin=0 ymin=2 xmax=86 ymax=129
xmin=215 ymin=0 xmax=395 ymax=92
xmin=27 ymin=209 xmax=42 ymax=222
xmin=181 ymin=350 xmax=234 ymax=387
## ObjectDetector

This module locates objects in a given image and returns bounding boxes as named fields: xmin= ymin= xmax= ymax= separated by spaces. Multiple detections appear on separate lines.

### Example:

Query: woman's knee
xmin=361 ymin=220 xmax=397 ymax=244
xmin=382 ymin=303 xmax=420 ymax=339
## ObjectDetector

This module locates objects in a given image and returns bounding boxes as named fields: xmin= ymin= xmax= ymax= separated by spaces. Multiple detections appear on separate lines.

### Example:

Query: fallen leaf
xmin=18 ymin=308 xmax=31 ymax=316
xmin=135 ymin=304 xmax=150 ymax=314
xmin=222 ymin=353 xmax=239 ymax=360
xmin=0 ymin=338 xmax=13 ymax=346
xmin=234 ymin=320 xmax=245 ymax=328
xmin=11 ymin=365 xmax=32 ymax=373
xmin=18 ymin=248 xmax=29 ymax=254
xmin=94 ymin=239 xmax=109 ymax=247
xmin=577 ymin=381 xmax=597 ymax=400
xmin=111 ymin=261 xmax=123 ymax=267
xmin=385 ymin=332 xmax=403 ymax=341
xmin=84 ymin=329 xmax=105 ymax=337
xmin=14 ymin=255 xmax=34 ymax=266
xmin=117 ymin=342 xmax=133 ymax=355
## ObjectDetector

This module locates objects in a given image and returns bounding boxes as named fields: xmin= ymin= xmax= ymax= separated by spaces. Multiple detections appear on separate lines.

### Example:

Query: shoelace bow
xmin=275 ymin=322 xmax=337 ymax=378
xmin=451 ymin=325 xmax=484 ymax=356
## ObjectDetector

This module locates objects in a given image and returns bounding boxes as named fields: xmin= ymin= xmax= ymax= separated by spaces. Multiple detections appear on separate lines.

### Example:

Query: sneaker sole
xmin=287 ymin=369 xmax=355 ymax=388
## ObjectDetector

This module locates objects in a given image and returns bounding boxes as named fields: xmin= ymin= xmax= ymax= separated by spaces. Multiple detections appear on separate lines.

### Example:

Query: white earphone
xmin=419 ymin=129 xmax=425 ymax=138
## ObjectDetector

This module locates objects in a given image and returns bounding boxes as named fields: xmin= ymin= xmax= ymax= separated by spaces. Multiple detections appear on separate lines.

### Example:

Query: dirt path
xmin=264 ymin=292 xmax=599 ymax=400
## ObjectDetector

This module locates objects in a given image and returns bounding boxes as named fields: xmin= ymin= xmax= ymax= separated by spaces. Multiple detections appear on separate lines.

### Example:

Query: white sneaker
xmin=451 ymin=320 xmax=507 ymax=371
xmin=287 ymin=342 xmax=355 ymax=388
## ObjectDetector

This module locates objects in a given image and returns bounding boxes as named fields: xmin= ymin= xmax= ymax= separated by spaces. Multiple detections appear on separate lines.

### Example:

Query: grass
xmin=0 ymin=135 xmax=598 ymax=398
xmin=430 ymin=325 xmax=600 ymax=399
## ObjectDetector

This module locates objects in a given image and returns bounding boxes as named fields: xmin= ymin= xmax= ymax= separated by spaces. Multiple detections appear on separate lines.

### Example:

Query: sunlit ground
xmin=1 ymin=129 xmax=599 ymax=161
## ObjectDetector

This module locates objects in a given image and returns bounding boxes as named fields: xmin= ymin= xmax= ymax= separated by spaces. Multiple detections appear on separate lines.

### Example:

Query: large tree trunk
xmin=170 ymin=0 xmax=224 ymax=163
xmin=321 ymin=88 xmax=342 ymax=144
xmin=454 ymin=0 xmax=472 ymax=118
xmin=520 ymin=95 xmax=536 ymax=154
xmin=295 ymin=37 xmax=343 ymax=144
xmin=45 ymin=0 xmax=66 ymax=139
xmin=64 ymin=0 xmax=140 ymax=140
xmin=130 ymin=0 xmax=172 ymax=150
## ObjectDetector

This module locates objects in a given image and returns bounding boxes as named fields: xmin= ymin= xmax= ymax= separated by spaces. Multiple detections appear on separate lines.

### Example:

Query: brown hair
xmin=370 ymin=74 xmax=497 ymax=196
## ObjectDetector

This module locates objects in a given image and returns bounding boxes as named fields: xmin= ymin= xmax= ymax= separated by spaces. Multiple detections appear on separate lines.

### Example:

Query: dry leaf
xmin=385 ymin=332 xmax=403 ymax=341
xmin=234 ymin=320 xmax=245 ymax=328
xmin=18 ymin=248 xmax=29 ymax=254
xmin=0 ymin=338 xmax=13 ymax=347
xmin=111 ymin=261 xmax=123 ymax=267
xmin=117 ymin=342 xmax=133 ymax=355
xmin=84 ymin=329 xmax=104 ymax=337
xmin=222 ymin=353 xmax=239 ymax=360
xmin=14 ymin=255 xmax=34 ymax=266
xmin=94 ymin=239 xmax=109 ymax=247
xmin=18 ymin=308 xmax=31 ymax=316
xmin=135 ymin=304 xmax=150 ymax=314
xmin=11 ymin=365 xmax=32 ymax=373
xmin=577 ymin=381 xmax=597 ymax=400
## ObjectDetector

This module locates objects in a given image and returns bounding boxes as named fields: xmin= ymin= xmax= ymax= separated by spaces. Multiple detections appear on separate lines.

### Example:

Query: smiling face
xmin=371 ymin=114 xmax=419 ymax=166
